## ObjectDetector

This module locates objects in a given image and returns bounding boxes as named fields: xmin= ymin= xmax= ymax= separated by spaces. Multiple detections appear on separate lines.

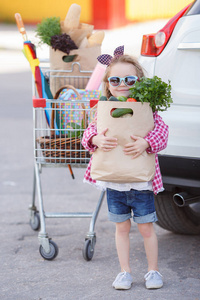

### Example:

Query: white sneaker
xmin=144 ymin=270 xmax=163 ymax=289
xmin=112 ymin=271 xmax=133 ymax=290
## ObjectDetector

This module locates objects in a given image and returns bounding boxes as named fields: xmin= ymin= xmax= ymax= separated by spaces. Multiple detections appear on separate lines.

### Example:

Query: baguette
xmin=88 ymin=31 xmax=105 ymax=46
xmin=64 ymin=3 xmax=81 ymax=29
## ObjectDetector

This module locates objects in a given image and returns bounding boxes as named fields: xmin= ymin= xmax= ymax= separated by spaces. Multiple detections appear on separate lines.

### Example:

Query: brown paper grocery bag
xmin=91 ymin=101 xmax=155 ymax=183
xmin=49 ymin=46 xmax=101 ymax=96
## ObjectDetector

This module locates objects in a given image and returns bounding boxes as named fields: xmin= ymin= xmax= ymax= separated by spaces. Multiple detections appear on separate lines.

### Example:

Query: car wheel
xmin=155 ymin=191 xmax=200 ymax=235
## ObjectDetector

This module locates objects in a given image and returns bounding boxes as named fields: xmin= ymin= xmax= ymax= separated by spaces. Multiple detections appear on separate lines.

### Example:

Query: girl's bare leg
xmin=115 ymin=219 xmax=131 ymax=273
xmin=137 ymin=223 xmax=158 ymax=271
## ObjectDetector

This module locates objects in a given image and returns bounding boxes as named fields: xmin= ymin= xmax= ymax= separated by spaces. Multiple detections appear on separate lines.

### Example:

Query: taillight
xmin=141 ymin=3 xmax=191 ymax=57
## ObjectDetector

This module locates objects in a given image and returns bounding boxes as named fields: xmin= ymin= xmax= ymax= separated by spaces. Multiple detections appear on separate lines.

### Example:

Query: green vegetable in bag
xmin=129 ymin=76 xmax=172 ymax=112
xmin=117 ymin=96 xmax=127 ymax=102
xmin=112 ymin=108 xmax=133 ymax=118
xmin=99 ymin=96 xmax=107 ymax=101
xmin=109 ymin=96 xmax=119 ymax=101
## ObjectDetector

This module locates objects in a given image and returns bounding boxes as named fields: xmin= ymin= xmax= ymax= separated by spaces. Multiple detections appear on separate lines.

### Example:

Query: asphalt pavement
xmin=0 ymin=22 xmax=200 ymax=300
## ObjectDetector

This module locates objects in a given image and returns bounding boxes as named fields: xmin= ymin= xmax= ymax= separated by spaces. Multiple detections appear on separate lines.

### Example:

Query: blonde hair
xmin=102 ymin=55 xmax=145 ymax=99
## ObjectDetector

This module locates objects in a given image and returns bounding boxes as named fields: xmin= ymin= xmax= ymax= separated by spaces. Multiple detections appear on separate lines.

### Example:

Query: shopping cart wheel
xmin=30 ymin=212 xmax=40 ymax=231
xmin=39 ymin=240 xmax=59 ymax=260
xmin=83 ymin=239 xmax=94 ymax=261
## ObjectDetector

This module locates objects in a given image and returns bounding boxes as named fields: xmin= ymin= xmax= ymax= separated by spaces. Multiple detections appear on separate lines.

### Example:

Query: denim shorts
xmin=106 ymin=188 xmax=158 ymax=224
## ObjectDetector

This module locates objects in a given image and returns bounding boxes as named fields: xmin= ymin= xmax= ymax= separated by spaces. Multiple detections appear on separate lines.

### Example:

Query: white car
xmin=139 ymin=0 xmax=200 ymax=234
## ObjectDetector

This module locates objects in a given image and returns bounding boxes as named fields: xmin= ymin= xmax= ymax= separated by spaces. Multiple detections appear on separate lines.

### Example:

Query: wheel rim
xmin=83 ymin=239 xmax=94 ymax=261
xmin=30 ymin=213 xmax=40 ymax=231
xmin=39 ymin=240 xmax=58 ymax=260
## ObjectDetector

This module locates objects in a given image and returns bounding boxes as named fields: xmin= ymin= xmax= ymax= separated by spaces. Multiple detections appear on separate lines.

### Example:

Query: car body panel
xmin=139 ymin=13 xmax=200 ymax=159
xmin=138 ymin=0 xmax=200 ymax=234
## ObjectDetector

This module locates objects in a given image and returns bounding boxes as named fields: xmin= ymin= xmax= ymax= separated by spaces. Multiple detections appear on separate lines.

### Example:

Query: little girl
xmin=82 ymin=46 xmax=169 ymax=290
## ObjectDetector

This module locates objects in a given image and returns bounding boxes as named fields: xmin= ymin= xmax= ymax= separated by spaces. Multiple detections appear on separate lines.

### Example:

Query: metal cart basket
xmin=30 ymin=63 xmax=105 ymax=260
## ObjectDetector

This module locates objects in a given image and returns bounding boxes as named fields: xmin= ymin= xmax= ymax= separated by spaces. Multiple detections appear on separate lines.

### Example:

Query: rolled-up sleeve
xmin=144 ymin=111 xmax=169 ymax=154
xmin=82 ymin=122 xmax=98 ymax=153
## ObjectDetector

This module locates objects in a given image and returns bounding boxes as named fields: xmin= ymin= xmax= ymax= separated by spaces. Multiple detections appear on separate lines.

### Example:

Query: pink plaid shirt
xmin=81 ymin=111 xmax=169 ymax=195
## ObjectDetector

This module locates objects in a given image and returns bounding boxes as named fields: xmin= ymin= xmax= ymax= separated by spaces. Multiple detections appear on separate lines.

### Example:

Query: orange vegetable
xmin=127 ymin=98 xmax=137 ymax=102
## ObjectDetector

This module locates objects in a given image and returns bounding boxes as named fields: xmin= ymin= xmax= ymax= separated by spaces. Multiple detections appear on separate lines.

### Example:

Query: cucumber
xmin=117 ymin=96 xmax=127 ymax=102
xmin=112 ymin=108 xmax=133 ymax=118
xmin=99 ymin=96 xmax=107 ymax=101
xmin=109 ymin=96 xmax=119 ymax=101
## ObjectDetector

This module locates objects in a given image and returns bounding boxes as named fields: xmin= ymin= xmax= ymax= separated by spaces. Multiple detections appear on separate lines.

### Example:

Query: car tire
xmin=155 ymin=191 xmax=200 ymax=235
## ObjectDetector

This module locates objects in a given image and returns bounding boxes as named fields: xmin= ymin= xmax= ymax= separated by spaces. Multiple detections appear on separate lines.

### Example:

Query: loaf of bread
xmin=62 ymin=4 xmax=105 ymax=49
xmin=64 ymin=3 xmax=81 ymax=29
xmin=88 ymin=31 xmax=105 ymax=46
xmin=79 ymin=23 xmax=94 ymax=37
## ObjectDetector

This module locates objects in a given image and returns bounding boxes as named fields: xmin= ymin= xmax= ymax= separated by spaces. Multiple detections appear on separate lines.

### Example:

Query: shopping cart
xmin=15 ymin=13 xmax=105 ymax=261
xmin=30 ymin=65 xmax=105 ymax=261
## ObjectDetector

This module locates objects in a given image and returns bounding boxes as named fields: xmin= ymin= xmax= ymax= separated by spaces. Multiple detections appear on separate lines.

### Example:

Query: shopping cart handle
xmin=90 ymin=99 xmax=98 ymax=108
xmin=33 ymin=97 xmax=46 ymax=108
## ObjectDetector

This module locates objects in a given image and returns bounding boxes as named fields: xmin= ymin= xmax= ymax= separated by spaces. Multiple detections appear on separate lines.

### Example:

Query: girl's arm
xmin=124 ymin=111 xmax=168 ymax=158
xmin=144 ymin=111 xmax=169 ymax=154
xmin=82 ymin=122 xmax=118 ymax=153
xmin=82 ymin=122 xmax=98 ymax=153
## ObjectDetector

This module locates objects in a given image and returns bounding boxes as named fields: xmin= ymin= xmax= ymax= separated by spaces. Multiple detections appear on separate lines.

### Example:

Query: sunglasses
xmin=108 ymin=76 xmax=138 ymax=87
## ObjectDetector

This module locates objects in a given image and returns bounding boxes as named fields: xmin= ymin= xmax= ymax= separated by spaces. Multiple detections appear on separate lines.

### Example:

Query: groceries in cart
xmin=57 ymin=87 xmax=100 ymax=134
xmin=35 ymin=3 xmax=105 ymax=94
xmin=36 ymin=85 xmax=100 ymax=164
xmin=15 ymin=7 xmax=104 ymax=167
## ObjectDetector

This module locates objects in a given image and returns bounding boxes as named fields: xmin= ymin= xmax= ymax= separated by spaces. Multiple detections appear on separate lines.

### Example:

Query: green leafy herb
xmin=36 ymin=17 xmax=61 ymax=46
xmin=129 ymin=76 xmax=173 ymax=112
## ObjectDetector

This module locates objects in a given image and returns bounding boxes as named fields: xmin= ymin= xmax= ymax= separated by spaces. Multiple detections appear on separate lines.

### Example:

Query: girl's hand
xmin=92 ymin=128 xmax=118 ymax=152
xmin=123 ymin=135 xmax=149 ymax=159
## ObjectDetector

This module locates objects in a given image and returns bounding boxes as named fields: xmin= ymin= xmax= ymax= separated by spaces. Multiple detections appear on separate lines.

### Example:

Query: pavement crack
xmin=14 ymin=246 xmax=22 ymax=254
xmin=17 ymin=235 xmax=25 ymax=241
